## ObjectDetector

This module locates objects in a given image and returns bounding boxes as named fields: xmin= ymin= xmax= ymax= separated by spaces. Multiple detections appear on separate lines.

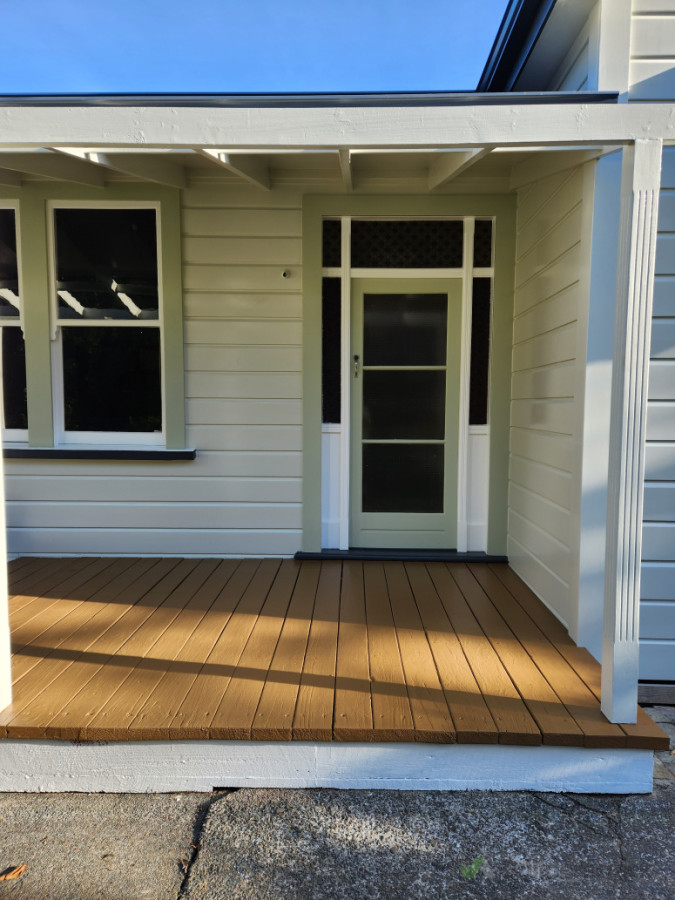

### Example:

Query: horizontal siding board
xmin=508 ymin=482 xmax=571 ymax=545
xmin=512 ymin=284 xmax=579 ymax=344
xmin=516 ymin=176 xmax=583 ymax=259
xmin=630 ymin=60 xmax=675 ymax=100
xmin=631 ymin=14 xmax=675 ymax=57
xmin=657 ymin=191 xmax=675 ymax=230
xmin=185 ymin=319 xmax=302 ymax=346
xmin=187 ymin=425 xmax=302 ymax=451
xmin=647 ymin=402 xmax=675 ymax=440
xmin=516 ymin=169 xmax=578 ymax=230
xmin=507 ymin=536 xmax=570 ymax=627
xmin=638 ymin=640 xmax=675 ymax=681
xmin=185 ymin=345 xmax=301 ymax=373
xmin=507 ymin=510 xmax=571 ymax=585
xmin=7 ymin=502 xmax=302 ymax=531
xmin=7 ymin=528 xmax=302 ymax=558
xmin=510 ymin=398 xmax=575 ymax=436
xmin=642 ymin=522 xmax=675 ymax=561
xmin=513 ymin=245 xmax=581 ymax=315
xmin=5 ymin=452 xmax=303 ymax=479
xmin=187 ymin=399 xmax=302 ymax=426
xmin=183 ymin=236 xmax=302 ymax=266
xmin=656 ymin=234 xmax=675 ymax=275
xmin=661 ymin=147 xmax=675 ymax=189
xmin=641 ymin=562 xmax=675 ymax=600
xmin=511 ymin=363 xmax=575 ymax=401
xmin=512 ymin=323 xmax=578 ymax=371
xmin=652 ymin=277 xmax=675 ymax=317
xmin=650 ymin=320 xmax=675 ymax=358
xmin=640 ymin=601 xmax=675 ymax=639
xmin=5 ymin=476 xmax=301 ymax=504
xmin=184 ymin=264 xmax=302 ymax=293
xmin=186 ymin=372 xmax=302 ymax=400
xmin=645 ymin=443 xmax=675 ymax=480
xmin=184 ymin=293 xmax=302 ymax=320
xmin=643 ymin=483 xmax=675 ymax=520
xmin=633 ymin=2 xmax=675 ymax=12
xmin=515 ymin=206 xmax=583 ymax=287
xmin=509 ymin=454 xmax=573 ymax=510
xmin=509 ymin=428 xmax=574 ymax=472
xmin=181 ymin=186 xmax=301 ymax=208
xmin=182 ymin=207 xmax=302 ymax=237
xmin=648 ymin=360 xmax=675 ymax=399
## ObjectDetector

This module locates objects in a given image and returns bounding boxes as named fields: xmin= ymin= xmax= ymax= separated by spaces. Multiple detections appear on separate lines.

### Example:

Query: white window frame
xmin=47 ymin=200 xmax=166 ymax=447
xmin=0 ymin=201 xmax=28 ymax=444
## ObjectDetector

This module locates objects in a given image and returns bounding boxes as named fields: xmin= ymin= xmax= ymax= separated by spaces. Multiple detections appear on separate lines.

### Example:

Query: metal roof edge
xmin=0 ymin=90 xmax=618 ymax=108
xmin=477 ymin=0 xmax=556 ymax=92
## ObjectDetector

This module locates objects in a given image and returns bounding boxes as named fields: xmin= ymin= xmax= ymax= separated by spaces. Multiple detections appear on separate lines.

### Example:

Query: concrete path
xmin=0 ymin=706 xmax=672 ymax=900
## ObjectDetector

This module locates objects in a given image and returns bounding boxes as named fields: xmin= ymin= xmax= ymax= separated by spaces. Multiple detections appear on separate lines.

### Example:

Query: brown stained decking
xmin=2 ymin=557 xmax=669 ymax=749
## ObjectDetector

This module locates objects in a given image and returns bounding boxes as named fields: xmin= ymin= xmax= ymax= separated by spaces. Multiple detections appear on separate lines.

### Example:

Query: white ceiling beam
xmin=199 ymin=150 xmax=270 ymax=190
xmin=1 ymin=104 xmax=673 ymax=150
xmin=0 ymin=151 xmax=104 ymax=186
xmin=0 ymin=168 xmax=21 ymax=187
xmin=83 ymin=152 xmax=186 ymax=188
xmin=338 ymin=149 xmax=352 ymax=191
xmin=428 ymin=147 xmax=493 ymax=191
xmin=509 ymin=149 xmax=602 ymax=190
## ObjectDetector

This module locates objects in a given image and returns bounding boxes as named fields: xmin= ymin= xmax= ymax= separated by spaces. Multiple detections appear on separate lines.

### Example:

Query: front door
xmin=350 ymin=278 xmax=462 ymax=549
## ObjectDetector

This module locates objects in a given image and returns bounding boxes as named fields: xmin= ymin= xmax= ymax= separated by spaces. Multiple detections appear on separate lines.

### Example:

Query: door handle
xmin=353 ymin=354 xmax=360 ymax=378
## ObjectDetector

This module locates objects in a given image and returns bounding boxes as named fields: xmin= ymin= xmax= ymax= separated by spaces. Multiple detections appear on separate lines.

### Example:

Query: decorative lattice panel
xmin=473 ymin=219 xmax=493 ymax=267
xmin=322 ymin=220 xmax=342 ymax=267
xmin=351 ymin=220 xmax=463 ymax=268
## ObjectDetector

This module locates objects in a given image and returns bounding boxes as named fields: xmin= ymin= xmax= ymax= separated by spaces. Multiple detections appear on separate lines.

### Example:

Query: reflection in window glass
xmin=363 ymin=444 xmax=444 ymax=513
xmin=322 ymin=278 xmax=341 ymax=423
xmin=0 ymin=208 xmax=20 ymax=319
xmin=62 ymin=328 xmax=161 ymax=433
xmin=54 ymin=209 xmax=159 ymax=319
xmin=364 ymin=293 xmax=447 ymax=366
xmin=469 ymin=278 xmax=492 ymax=425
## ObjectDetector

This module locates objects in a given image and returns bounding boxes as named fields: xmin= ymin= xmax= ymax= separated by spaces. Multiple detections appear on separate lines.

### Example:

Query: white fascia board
xmin=0 ymin=104 xmax=674 ymax=150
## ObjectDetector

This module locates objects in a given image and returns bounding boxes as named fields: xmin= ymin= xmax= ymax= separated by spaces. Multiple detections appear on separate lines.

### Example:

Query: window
xmin=0 ymin=206 xmax=28 ymax=440
xmin=50 ymin=204 xmax=163 ymax=444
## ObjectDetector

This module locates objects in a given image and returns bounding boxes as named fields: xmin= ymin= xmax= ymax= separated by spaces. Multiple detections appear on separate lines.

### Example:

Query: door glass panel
xmin=364 ymin=294 xmax=447 ymax=366
xmin=363 ymin=371 xmax=445 ymax=440
xmin=362 ymin=443 xmax=444 ymax=513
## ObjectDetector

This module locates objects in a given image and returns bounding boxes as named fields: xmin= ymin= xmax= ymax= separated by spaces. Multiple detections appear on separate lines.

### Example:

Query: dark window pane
xmin=469 ymin=278 xmax=492 ymax=425
xmin=352 ymin=220 xmax=463 ymax=268
xmin=363 ymin=371 xmax=445 ymax=440
xmin=0 ymin=209 xmax=20 ymax=319
xmin=62 ymin=328 xmax=161 ymax=432
xmin=322 ymin=220 xmax=341 ymax=267
xmin=474 ymin=220 xmax=493 ymax=267
xmin=363 ymin=443 xmax=444 ymax=513
xmin=54 ymin=208 xmax=158 ymax=320
xmin=364 ymin=294 xmax=447 ymax=366
xmin=322 ymin=277 xmax=341 ymax=423
xmin=2 ymin=327 xmax=27 ymax=430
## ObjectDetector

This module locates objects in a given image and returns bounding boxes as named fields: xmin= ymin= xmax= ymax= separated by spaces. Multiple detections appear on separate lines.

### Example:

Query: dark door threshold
xmin=295 ymin=548 xmax=508 ymax=562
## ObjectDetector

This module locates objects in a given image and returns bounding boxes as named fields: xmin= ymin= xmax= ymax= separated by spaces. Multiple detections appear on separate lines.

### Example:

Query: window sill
xmin=3 ymin=446 xmax=197 ymax=461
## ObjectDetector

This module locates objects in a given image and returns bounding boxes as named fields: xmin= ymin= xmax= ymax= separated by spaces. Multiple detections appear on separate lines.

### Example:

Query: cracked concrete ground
xmin=0 ymin=707 xmax=672 ymax=899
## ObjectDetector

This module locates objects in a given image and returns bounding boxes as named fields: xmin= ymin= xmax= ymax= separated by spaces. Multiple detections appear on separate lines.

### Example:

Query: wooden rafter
xmin=0 ymin=151 xmax=104 ymax=187
xmin=428 ymin=148 xmax=493 ymax=191
xmin=199 ymin=150 xmax=270 ymax=190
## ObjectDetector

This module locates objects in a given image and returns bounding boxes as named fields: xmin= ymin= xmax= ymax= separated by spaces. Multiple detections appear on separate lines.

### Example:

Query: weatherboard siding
xmin=629 ymin=0 xmax=675 ymax=100
xmin=640 ymin=146 xmax=675 ymax=680
xmin=5 ymin=185 xmax=303 ymax=557
xmin=508 ymin=166 xmax=588 ymax=629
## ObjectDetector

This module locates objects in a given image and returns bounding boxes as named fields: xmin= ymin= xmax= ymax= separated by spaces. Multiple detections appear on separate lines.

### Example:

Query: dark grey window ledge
xmin=3 ymin=447 xmax=196 ymax=461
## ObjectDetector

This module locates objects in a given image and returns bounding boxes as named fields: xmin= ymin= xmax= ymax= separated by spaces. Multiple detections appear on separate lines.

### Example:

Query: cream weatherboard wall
xmin=508 ymin=163 xmax=591 ymax=631
xmin=629 ymin=0 xmax=675 ymax=100
xmin=5 ymin=184 xmax=303 ymax=557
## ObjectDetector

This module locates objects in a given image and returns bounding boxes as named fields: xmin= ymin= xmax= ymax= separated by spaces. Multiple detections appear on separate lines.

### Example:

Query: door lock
xmin=353 ymin=354 xmax=360 ymax=378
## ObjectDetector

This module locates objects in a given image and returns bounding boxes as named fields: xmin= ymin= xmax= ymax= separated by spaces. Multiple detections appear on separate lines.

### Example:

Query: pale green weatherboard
xmin=302 ymin=194 xmax=516 ymax=554
xmin=0 ymin=182 xmax=186 ymax=449
xmin=350 ymin=277 xmax=461 ymax=549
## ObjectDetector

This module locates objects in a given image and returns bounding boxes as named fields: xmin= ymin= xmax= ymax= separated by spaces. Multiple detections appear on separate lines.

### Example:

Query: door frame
xmin=301 ymin=195 xmax=517 ymax=556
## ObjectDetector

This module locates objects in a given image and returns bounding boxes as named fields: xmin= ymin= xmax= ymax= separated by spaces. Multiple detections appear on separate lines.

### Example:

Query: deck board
xmin=2 ymin=557 xmax=668 ymax=750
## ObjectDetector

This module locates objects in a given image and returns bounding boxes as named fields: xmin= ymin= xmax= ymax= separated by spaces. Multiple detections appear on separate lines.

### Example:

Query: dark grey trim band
xmin=295 ymin=549 xmax=508 ymax=563
xmin=4 ymin=448 xmax=197 ymax=461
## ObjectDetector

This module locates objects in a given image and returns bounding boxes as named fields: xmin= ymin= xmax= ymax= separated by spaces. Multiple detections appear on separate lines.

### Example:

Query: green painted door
xmin=350 ymin=278 xmax=463 ymax=549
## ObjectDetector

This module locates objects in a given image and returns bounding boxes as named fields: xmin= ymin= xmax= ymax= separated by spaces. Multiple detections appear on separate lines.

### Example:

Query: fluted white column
xmin=601 ymin=139 xmax=662 ymax=723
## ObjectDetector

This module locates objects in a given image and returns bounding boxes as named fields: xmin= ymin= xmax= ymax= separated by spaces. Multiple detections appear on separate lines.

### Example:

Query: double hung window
xmin=0 ymin=206 xmax=27 ymax=440
xmin=50 ymin=204 xmax=163 ymax=444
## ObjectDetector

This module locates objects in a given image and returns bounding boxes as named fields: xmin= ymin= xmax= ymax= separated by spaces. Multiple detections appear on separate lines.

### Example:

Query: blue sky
xmin=0 ymin=0 xmax=509 ymax=94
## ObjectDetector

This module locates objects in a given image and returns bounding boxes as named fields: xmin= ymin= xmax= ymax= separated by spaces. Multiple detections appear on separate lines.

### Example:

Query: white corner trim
xmin=0 ymin=740 xmax=654 ymax=795
xmin=601 ymin=139 xmax=663 ymax=723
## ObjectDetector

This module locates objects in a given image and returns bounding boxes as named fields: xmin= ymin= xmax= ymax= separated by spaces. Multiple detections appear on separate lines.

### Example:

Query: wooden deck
xmin=2 ymin=557 xmax=668 ymax=749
